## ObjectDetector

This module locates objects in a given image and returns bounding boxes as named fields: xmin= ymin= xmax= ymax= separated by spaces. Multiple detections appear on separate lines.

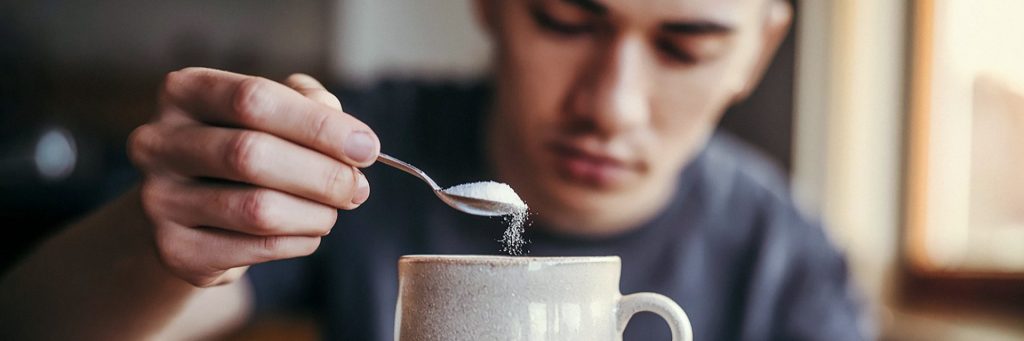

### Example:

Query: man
xmin=0 ymin=0 xmax=869 ymax=340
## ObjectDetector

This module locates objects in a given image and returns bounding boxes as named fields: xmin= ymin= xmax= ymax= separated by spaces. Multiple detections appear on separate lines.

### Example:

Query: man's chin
xmin=532 ymin=210 xmax=639 ymax=238
xmin=527 ymin=170 xmax=679 ymax=237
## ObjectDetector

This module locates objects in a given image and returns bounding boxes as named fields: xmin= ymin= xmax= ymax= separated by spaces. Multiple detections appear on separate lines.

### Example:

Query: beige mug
xmin=395 ymin=255 xmax=693 ymax=341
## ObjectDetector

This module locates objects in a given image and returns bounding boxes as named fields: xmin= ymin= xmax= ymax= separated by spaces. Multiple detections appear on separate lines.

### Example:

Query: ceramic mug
xmin=395 ymin=255 xmax=692 ymax=340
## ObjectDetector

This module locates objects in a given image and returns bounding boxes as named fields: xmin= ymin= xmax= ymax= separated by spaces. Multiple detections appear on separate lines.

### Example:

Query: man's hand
xmin=128 ymin=68 xmax=378 ymax=287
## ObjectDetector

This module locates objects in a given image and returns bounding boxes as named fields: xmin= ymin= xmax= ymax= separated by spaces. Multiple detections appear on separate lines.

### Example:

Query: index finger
xmin=161 ymin=67 xmax=379 ymax=167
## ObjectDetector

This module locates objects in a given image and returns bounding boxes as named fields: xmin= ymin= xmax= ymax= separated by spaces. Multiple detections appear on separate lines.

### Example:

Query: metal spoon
xmin=375 ymin=153 xmax=522 ymax=216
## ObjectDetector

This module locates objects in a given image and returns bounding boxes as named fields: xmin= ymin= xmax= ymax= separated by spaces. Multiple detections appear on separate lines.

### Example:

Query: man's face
xmin=485 ymin=0 xmax=786 ymax=234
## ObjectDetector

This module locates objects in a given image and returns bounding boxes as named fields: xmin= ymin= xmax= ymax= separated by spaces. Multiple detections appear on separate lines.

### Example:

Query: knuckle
xmin=160 ymin=70 xmax=185 ymax=94
xmin=254 ymin=236 xmax=320 ymax=261
xmin=152 ymin=224 xmax=223 ymax=287
xmin=309 ymin=112 xmax=336 ymax=149
xmin=225 ymin=131 xmax=264 ymax=179
xmin=232 ymin=77 xmax=273 ymax=125
xmin=138 ymin=179 xmax=168 ymax=219
xmin=126 ymin=124 xmax=159 ymax=168
xmin=323 ymin=165 xmax=355 ymax=206
xmin=148 ymin=218 xmax=230 ymax=287
xmin=138 ymin=180 xmax=157 ymax=205
xmin=239 ymin=190 xmax=275 ymax=233
xmin=161 ymin=67 xmax=206 ymax=99
xmin=255 ymin=236 xmax=284 ymax=261
xmin=153 ymin=230 xmax=189 ymax=275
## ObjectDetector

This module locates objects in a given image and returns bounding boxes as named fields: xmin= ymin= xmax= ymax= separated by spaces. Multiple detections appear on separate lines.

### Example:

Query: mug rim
xmin=400 ymin=254 xmax=620 ymax=265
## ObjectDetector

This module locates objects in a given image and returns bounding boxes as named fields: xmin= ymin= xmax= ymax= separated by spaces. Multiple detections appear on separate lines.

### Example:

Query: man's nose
xmin=568 ymin=34 xmax=651 ymax=136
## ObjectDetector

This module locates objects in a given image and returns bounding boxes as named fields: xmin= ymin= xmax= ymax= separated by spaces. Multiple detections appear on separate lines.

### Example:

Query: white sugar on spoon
xmin=443 ymin=182 xmax=530 ymax=255
xmin=441 ymin=181 xmax=527 ymax=211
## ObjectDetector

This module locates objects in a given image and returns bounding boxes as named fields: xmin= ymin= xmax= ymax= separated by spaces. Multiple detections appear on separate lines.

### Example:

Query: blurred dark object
xmin=719 ymin=0 xmax=797 ymax=173
xmin=0 ymin=13 xmax=137 ymax=273
xmin=0 ymin=122 xmax=135 ymax=273
xmin=0 ymin=127 xmax=78 ymax=186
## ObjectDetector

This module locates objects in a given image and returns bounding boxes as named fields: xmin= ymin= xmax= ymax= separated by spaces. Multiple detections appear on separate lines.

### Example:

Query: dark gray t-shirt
xmin=248 ymin=80 xmax=869 ymax=341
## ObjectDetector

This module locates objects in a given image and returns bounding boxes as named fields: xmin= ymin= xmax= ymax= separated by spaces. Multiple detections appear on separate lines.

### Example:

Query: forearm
xmin=0 ymin=188 xmax=247 ymax=340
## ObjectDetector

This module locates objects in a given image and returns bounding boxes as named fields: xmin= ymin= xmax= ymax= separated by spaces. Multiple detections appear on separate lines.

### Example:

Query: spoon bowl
xmin=376 ymin=153 xmax=522 ymax=216
xmin=436 ymin=192 xmax=523 ymax=217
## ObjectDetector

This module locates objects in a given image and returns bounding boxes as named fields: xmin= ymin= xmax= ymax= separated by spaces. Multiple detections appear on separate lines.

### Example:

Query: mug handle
xmin=616 ymin=292 xmax=693 ymax=341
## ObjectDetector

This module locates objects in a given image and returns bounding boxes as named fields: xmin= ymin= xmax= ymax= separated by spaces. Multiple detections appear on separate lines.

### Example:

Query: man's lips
xmin=547 ymin=142 xmax=635 ymax=188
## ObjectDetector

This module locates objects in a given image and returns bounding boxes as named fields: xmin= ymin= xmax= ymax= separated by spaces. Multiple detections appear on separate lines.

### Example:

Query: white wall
xmin=328 ymin=0 xmax=491 ymax=84
xmin=6 ymin=0 xmax=493 ymax=82
xmin=6 ymin=0 xmax=328 ymax=75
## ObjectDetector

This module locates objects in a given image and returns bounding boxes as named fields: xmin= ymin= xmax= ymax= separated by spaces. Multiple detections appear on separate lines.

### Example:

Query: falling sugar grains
xmin=499 ymin=209 xmax=530 ymax=255
xmin=442 ymin=181 xmax=530 ymax=255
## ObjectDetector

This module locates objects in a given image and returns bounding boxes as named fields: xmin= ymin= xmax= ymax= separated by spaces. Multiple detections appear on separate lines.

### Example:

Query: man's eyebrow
xmin=661 ymin=21 xmax=734 ymax=35
xmin=562 ymin=0 xmax=608 ymax=15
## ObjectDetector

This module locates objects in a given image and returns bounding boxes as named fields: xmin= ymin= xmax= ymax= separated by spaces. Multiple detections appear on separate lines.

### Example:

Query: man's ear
xmin=472 ymin=0 xmax=500 ymax=38
xmin=734 ymin=0 xmax=792 ymax=102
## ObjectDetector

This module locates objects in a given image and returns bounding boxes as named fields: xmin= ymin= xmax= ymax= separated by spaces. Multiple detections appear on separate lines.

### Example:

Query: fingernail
xmin=343 ymin=131 xmax=377 ymax=164
xmin=351 ymin=173 xmax=370 ymax=205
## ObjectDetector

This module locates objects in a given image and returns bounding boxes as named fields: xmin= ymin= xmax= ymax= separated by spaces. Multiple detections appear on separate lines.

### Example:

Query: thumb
xmin=284 ymin=73 xmax=343 ymax=110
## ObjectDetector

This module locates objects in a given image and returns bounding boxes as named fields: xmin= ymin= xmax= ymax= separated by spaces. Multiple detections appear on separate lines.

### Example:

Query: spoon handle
xmin=376 ymin=153 xmax=442 ymax=191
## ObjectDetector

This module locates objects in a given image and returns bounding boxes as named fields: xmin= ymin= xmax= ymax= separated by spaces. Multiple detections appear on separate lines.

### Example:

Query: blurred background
xmin=1 ymin=0 xmax=1021 ymax=340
